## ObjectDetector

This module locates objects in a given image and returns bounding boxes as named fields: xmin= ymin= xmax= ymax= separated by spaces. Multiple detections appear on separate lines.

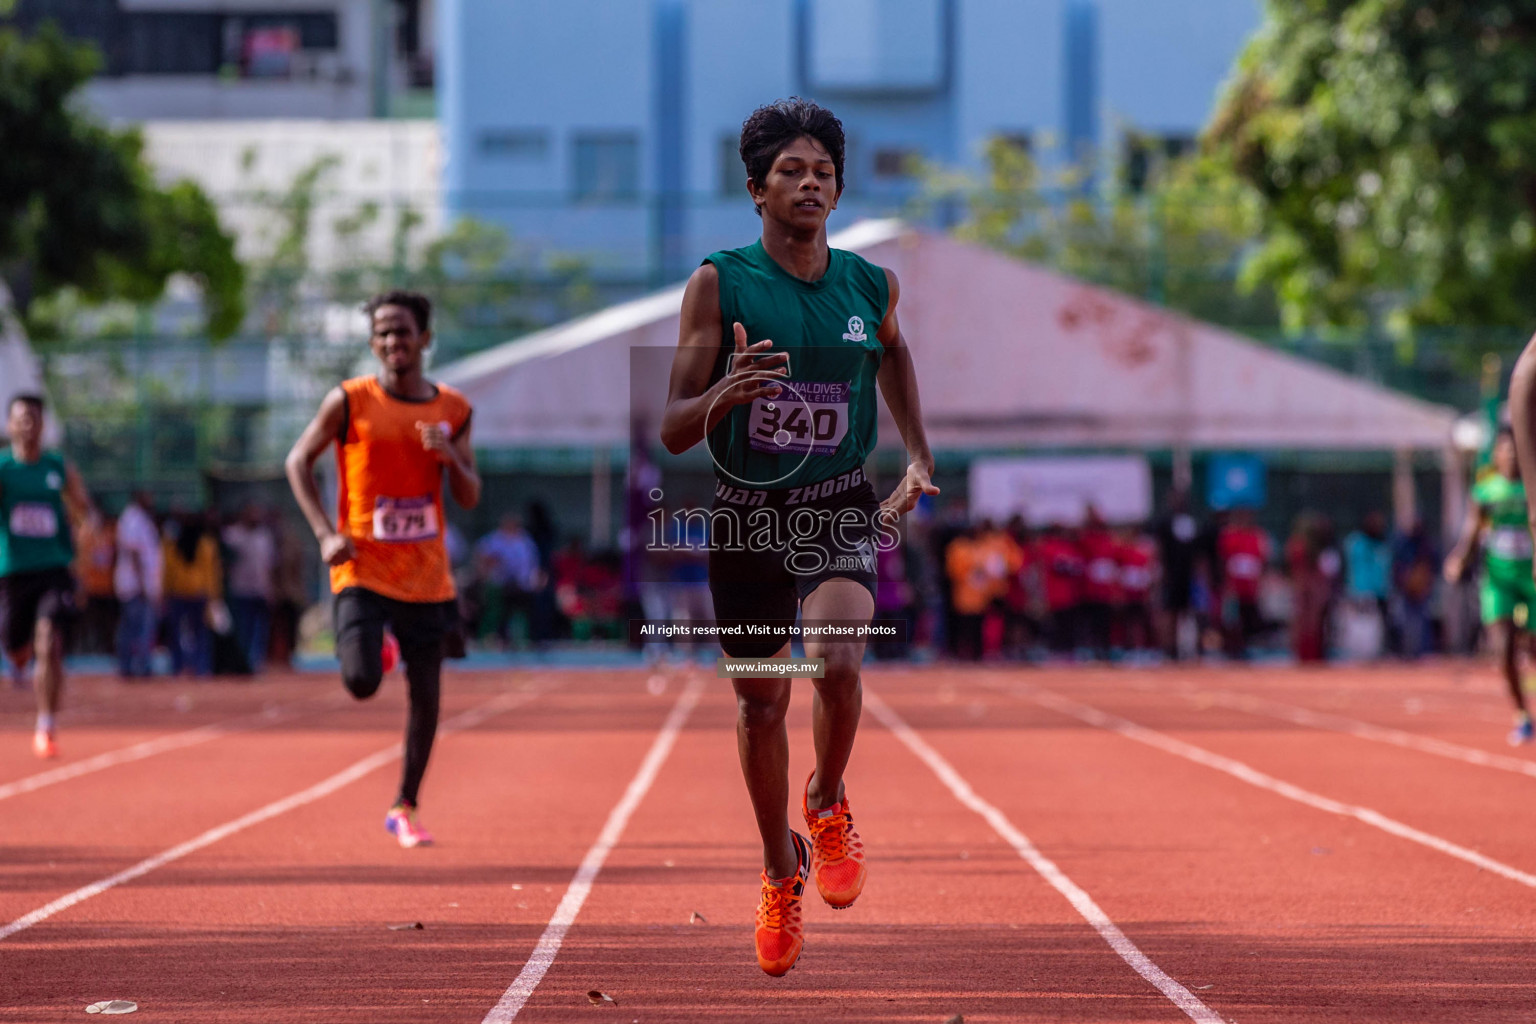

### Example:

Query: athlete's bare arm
xmin=1444 ymin=501 xmax=1486 ymax=584
xmin=660 ymin=264 xmax=789 ymax=455
xmin=1512 ymin=335 xmax=1536 ymax=536
xmin=421 ymin=419 xmax=481 ymax=509
xmin=875 ymin=268 xmax=939 ymax=518
xmin=285 ymin=387 xmax=354 ymax=567
xmin=61 ymin=462 xmax=93 ymax=526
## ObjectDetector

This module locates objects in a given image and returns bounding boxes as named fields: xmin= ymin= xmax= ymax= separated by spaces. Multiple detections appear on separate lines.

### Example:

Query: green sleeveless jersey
xmin=0 ymin=451 xmax=73 ymax=577
xmin=705 ymin=240 xmax=889 ymax=490
xmin=1473 ymin=473 xmax=1533 ymax=575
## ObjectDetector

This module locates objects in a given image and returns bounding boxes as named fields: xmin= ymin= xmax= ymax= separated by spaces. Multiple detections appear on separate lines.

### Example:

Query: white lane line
xmin=0 ymin=697 xmax=347 ymax=803
xmin=481 ymin=675 xmax=705 ymax=1024
xmin=1008 ymin=683 xmax=1536 ymax=890
xmin=1165 ymin=685 xmax=1536 ymax=781
xmin=864 ymin=688 xmax=1224 ymax=1024
xmin=0 ymin=682 xmax=553 ymax=942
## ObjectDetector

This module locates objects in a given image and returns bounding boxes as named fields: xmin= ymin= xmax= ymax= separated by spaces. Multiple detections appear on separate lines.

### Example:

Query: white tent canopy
xmin=438 ymin=219 xmax=1457 ymax=455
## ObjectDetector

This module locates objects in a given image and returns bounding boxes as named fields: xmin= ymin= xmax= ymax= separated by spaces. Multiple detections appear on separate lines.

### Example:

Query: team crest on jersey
xmin=841 ymin=316 xmax=867 ymax=343
xmin=45 ymin=471 xmax=61 ymax=490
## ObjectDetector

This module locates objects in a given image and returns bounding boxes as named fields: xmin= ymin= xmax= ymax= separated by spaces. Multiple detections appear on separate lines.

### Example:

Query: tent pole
xmin=591 ymin=447 xmax=611 ymax=548
xmin=1440 ymin=445 xmax=1465 ymax=548
xmin=1172 ymin=445 xmax=1192 ymax=493
xmin=1392 ymin=448 xmax=1415 ymax=534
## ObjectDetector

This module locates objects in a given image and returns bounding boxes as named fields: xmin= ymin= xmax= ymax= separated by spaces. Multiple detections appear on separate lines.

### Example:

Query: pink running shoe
xmin=381 ymin=631 xmax=401 ymax=674
xmin=32 ymin=730 xmax=57 ymax=760
xmin=384 ymin=803 xmax=433 ymax=848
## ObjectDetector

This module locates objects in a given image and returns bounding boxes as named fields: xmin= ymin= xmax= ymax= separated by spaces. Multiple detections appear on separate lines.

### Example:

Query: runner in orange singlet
xmin=286 ymin=291 xmax=481 ymax=847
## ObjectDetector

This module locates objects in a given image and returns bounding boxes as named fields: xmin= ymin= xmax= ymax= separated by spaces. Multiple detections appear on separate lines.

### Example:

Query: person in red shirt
xmin=1001 ymin=516 xmax=1036 ymax=659
xmin=1217 ymin=509 xmax=1270 ymax=659
xmin=1078 ymin=509 xmax=1120 ymax=660
xmin=1116 ymin=526 xmax=1157 ymax=655
xmin=1037 ymin=525 xmax=1084 ymax=656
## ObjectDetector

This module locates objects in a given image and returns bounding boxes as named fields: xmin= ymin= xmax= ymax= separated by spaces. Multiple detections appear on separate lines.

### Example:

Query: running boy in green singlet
xmin=0 ymin=395 xmax=92 ymax=758
xmin=661 ymin=98 xmax=938 ymax=976
xmin=1446 ymin=428 xmax=1536 ymax=744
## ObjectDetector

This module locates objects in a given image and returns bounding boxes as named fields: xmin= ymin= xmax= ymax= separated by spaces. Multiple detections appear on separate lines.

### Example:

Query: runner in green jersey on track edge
xmin=0 ymin=394 xmax=93 ymax=759
xmin=1445 ymin=428 xmax=1535 ymax=745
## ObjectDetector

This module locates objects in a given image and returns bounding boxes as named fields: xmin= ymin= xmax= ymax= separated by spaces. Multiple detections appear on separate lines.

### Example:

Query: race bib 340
xmin=748 ymin=380 xmax=850 ymax=456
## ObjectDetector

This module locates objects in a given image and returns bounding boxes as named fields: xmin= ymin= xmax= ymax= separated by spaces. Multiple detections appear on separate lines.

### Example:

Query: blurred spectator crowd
xmin=63 ymin=494 xmax=635 ymax=678
xmin=901 ymin=495 xmax=1451 ymax=664
xmin=57 ymin=489 xmax=1469 ymax=673
xmin=69 ymin=493 xmax=309 ymax=678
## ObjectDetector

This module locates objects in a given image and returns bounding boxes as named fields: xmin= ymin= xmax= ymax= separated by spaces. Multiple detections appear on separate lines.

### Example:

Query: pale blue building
xmin=439 ymin=0 xmax=1259 ymax=287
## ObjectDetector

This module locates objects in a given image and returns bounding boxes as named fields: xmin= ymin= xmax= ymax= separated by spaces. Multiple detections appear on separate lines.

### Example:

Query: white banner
xmin=969 ymin=455 xmax=1152 ymax=527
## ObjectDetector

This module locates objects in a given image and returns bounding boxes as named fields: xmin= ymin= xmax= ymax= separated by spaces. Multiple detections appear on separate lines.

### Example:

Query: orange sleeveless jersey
xmin=330 ymin=376 xmax=472 ymax=603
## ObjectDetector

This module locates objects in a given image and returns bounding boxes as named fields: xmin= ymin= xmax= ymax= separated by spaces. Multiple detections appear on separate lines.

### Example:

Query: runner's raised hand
xmin=717 ymin=321 xmax=790 ymax=409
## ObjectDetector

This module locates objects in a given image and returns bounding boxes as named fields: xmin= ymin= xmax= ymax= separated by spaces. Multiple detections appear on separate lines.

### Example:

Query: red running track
xmin=4 ymin=661 xmax=1536 ymax=1022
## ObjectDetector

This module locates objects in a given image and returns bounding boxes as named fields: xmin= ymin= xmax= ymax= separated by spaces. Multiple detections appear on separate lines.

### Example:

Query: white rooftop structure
xmin=438 ymin=219 xmax=1457 ymax=455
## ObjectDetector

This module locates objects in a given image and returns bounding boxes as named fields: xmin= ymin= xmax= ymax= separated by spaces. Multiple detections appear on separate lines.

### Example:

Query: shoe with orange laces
xmin=802 ymin=773 xmax=866 ymax=909
xmin=32 ymin=730 xmax=57 ymax=760
xmin=754 ymin=831 xmax=811 ymax=977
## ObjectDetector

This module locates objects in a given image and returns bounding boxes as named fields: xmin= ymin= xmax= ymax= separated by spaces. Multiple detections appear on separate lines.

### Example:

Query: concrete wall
xmin=140 ymin=119 xmax=444 ymax=271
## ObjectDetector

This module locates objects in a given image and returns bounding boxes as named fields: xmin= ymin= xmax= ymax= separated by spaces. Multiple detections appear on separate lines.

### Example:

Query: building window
xmin=6 ymin=5 xmax=340 ymax=77
xmin=224 ymin=13 xmax=339 ymax=79
xmin=873 ymin=147 xmax=919 ymax=179
xmin=805 ymin=0 xmax=947 ymax=94
xmin=992 ymin=133 xmax=1032 ymax=156
xmin=1123 ymin=133 xmax=1196 ymax=193
xmin=573 ymin=134 xmax=641 ymax=202
xmin=479 ymin=130 xmax=550 ymax=160
xmin=719 ymin=134 xmax=745 ymax=197
xmin=121 ymin=13 xmax=223 ymax=76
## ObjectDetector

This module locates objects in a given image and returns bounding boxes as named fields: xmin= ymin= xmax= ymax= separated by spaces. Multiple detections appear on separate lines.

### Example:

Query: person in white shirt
xmin=222 ymin=504 xmax=276 ymax=672
xmin=114 ymin=491 xmax=162 ymax=678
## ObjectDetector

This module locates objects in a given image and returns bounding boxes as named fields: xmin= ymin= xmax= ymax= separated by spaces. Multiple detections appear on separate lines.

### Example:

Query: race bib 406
xmin=1489 ymin=526 xmax=1534 ymax=561
xmin=372 ymin=496 xmax=439 ymax=543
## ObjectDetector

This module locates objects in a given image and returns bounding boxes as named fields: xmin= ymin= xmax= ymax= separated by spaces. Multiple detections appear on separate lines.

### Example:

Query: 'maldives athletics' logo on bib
xmin=841 ymin=316 xmax=866 ymax=343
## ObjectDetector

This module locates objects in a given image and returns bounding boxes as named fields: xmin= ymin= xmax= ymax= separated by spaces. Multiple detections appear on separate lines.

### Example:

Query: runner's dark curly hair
xmin=363 ymin=290 xmax=432 ymax=333
xmin=737 ymin=98 xmax=845 ymax=215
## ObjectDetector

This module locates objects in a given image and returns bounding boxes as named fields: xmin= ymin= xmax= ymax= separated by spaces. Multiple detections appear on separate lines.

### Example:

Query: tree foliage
xmin=919 ymin=138 xmax=1278 ymax=328
xmin=0 ymin=24 xmax=244 ymax=338
xmin=243 ymin=151 xmax=595 ymax=350
xmin=1210 ymin=0 xmax=1536 ymax=333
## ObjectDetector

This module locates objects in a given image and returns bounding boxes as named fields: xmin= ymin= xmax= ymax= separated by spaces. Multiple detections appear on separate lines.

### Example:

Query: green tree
xmin=919 ymin=138 xmax=1277 ymax=328
xmin=238 ymin=150 xmax=596 ymax=373
xmin=1210 ymin=0 xmax=1536 ymax=333
xmin=0 ymin=24 xmax=244 ymax=338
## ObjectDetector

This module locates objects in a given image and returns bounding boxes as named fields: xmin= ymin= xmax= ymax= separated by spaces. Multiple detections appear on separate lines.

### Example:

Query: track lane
xmin=495 ymin=672 xmax=1221 ymax=1023
xmin=998 ymin=673 xmax=1536 ymax=884
xmin=879 ymin=669 xmax=1536 ymax=1024
xmin=0 ymin=674 xmax=695 ymax=1024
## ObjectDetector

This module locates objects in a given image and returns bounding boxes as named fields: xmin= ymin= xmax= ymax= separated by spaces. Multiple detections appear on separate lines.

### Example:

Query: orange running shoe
xmin=32 ymin=730 xmax=57 ymax=760
xmin=802 ymin=773 xmax=866 ymax=909
xmin=754 ymin=831 xmax=811 ymax=977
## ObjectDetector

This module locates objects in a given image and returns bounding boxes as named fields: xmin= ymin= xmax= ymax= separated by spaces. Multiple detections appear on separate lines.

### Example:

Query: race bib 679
xmin=372 ymin=496 xmax=439 ymax=543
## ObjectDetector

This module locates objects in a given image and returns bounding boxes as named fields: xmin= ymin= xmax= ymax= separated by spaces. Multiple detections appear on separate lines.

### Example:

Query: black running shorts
xmin=707 ymin=468 xmax=883 ymax=659
xmin=0 ymin=566 xmax=77 ymax=654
